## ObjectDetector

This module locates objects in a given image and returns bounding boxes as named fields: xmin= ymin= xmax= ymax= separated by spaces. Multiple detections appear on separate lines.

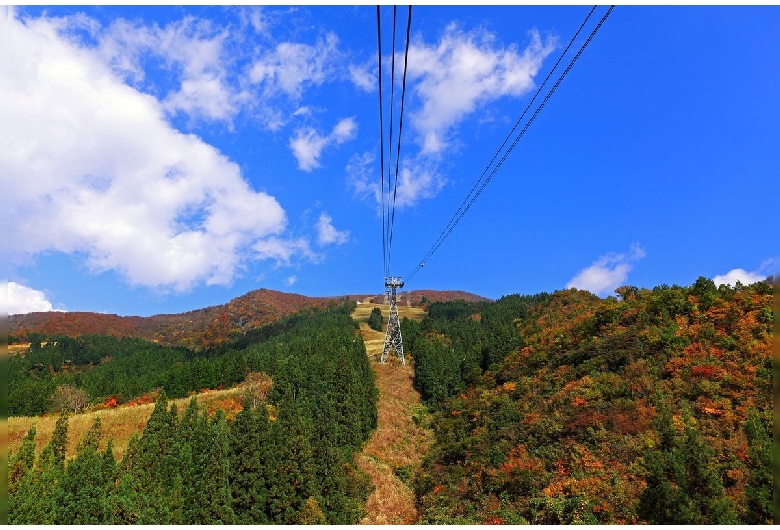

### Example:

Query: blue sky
xmin=5 ymin=5 xmax=778 ymax=316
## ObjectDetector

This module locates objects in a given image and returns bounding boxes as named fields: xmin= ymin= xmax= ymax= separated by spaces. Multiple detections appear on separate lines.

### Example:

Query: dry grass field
xmin=7 ymin=386 xmax=249 ymax=462
xmin=352 ymin=301 xmax=433 ymax=525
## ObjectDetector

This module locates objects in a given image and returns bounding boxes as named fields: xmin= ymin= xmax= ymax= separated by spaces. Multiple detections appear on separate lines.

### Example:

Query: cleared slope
xmin=352 ymin=301 xmax=433 ymax=525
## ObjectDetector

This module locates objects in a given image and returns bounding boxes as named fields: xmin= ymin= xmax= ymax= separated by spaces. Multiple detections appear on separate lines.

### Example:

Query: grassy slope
xmin=351 ymin=301 xmax=433 ymax=525
xmin=7 ymin=386 xmax=249 ymax=462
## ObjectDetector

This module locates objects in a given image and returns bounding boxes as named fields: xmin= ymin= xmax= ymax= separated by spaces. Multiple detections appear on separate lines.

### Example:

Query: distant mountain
xmin=401 ymin=289 xmax=491 ymax=305
xmin=9 ymin=288 xmax=487 ymax=348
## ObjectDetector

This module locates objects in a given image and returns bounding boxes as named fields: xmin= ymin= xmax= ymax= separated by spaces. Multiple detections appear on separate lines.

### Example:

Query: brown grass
xmin=352 ymin=303 xmax=433 ymax=524
xmin=7 ymin=386 xmax=251 ymax=462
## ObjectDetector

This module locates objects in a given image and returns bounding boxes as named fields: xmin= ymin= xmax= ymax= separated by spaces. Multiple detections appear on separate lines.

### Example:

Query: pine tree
xmin=744 ymin=408 xmax=772 ymax=523
xmin=198 ymin=410 xmax=235 ymax=524
xmin=54 ymin=417 xmax=113 ymax=524
xmin=638 ymin=400 xmax=739 ymax=524
xmin=50 ymin=413 xmax=69 ymax=466
xmin=229 ymin=396 xmax=272 ymax=523
xmin=9 ymin=444 xmax=60 ymax=524
xmin=113 ymin=434 xmax=145 ymax=524
xmin=9 ymin=426 xmax=36 ymax=494
xmin=298 ymin=496 xmax=328 ymax=524
xmin=368 ymin=307 xmax=383 ymax=332
xmin=114 ymin=394 xmax=179 ymax=523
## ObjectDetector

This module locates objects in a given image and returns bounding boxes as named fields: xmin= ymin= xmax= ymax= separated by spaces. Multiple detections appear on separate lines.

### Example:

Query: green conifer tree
xmin=54 ymin=417 xmax=113 ymax=524
xmin=198 ymin=410 xmax=235 ymax=524
xmin=744 ymin=408 xmax=772 ymax=523
xmin=50 ymin=413 xmax=69 ymax=466
xmin=368 ymin=307 xmax=383 ymax=332
xmin=9 ymin=426 xmax=36 ymax=494
xmin=229 ymin=395 xmax=272 ymax=523
xmin=638 ymin=400 xmax=739 ymax=524
xmin=9 ymin=444 xmax=60 ymax=524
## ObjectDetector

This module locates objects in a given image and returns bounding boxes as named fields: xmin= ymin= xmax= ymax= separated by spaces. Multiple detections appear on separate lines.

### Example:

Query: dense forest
xmin=8 ymin=302 xmax=377 ymax=524
xmin=404 ymin=277 xmax=773 ymax=524
xmin=7 ymin=277 xmax=774 ymax=524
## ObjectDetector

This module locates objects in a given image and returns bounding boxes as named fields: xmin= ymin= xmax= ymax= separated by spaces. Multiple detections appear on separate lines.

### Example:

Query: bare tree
xmin=52 ymin=384 xmax=89 ymax=413
xmin=240 ymin=372 xmax=273 ymax=409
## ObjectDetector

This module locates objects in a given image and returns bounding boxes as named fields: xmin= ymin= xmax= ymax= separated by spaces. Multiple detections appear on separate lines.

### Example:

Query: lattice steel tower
xmin=380 ymin=276 xmax=405 ymax=365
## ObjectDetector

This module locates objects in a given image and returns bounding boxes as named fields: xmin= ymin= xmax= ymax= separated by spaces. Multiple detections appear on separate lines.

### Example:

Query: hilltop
xmin=9 ymin=287 xmax=487 ymax=349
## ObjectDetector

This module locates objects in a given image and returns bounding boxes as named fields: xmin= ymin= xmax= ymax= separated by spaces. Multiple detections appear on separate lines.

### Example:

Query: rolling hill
xmin=9 ymin=288 xmax=489 ymax=349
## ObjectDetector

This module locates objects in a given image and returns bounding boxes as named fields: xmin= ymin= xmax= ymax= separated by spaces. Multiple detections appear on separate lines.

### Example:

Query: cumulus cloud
xmin=347 ymin=24 xmax=555 ymax=212
xmin=3 ymin=12 xmax=307 ymax=292
xmin=289 ymin=117 xmax=356 ymax=171
xmin=332 ymin=117 xmax=357 ymax=143
xmin=713 ymin=267 xmax=769 ymax=287
xmin=249 ymin=32 xmax=340 ymax=99
xmin=290 ymin=129 xmax=330 ymax=171
xmin=404 ymin=25 xmax=556 ymax=154
xmin=348 ymin=61 xmax=375 ymax=92
xmin=7 ymin=282 xmax=60 ymax=315
xmin=316 ymin=213 xmax=349 ymax=246
xmin=253 ymin=237 xmax=319 ymax=265
xmin=346 ymin=151 xmax=447 ymax=210
xmin=392 ymin=164 xmax=448 ymax=208
xmin=284 ymin=275 xmax=297 ymax=286
xmin=567 ymin=244 xmax=647 ymax=297
xmin=88 ymin=16 xmax=241 ymax=124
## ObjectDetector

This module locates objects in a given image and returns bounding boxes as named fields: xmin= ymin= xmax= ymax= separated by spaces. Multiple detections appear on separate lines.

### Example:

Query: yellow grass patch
xmin=7 ymin=386 xmax=252 ymax=462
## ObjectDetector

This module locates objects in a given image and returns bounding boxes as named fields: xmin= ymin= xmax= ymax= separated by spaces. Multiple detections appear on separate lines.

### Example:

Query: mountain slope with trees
xmin=9 ymin=301 xmax=378 ymax=524
xmin=9 ymin=288 xmax=486 ymax=349
xmin=404 ymin=277 xmax=773 ymax=524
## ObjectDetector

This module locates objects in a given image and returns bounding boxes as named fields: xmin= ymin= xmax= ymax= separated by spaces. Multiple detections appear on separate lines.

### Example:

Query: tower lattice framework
xmin=381 ymin=276 xmax=405 ymax=365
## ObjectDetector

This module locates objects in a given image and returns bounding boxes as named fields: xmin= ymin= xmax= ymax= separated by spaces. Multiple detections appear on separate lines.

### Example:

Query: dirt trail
xmin=352 ymin=301 xmax=433 ymax=525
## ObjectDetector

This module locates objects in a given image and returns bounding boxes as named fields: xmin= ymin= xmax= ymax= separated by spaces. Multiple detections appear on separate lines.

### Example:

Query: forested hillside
xmin=8 ymin=278 xmax=773 ymax=525
xmin=404 ymin=278 xmax=773 ymax=524
xmin=8 ymin=289 xmax=364 ymax=349
xmin=8 ymin=302 xmax=378 ymax=524
xmin=9 ymin=288 xmax=483 ymax=349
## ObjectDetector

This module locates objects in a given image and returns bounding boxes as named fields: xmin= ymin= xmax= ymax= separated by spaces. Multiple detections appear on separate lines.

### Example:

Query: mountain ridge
xmin=9 ymin=287 xmax=489 ymax=348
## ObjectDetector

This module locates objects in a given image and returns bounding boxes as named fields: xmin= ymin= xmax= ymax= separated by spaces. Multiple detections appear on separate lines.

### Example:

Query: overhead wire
xmin=387 ymin=5 xmax=412 ymax=274
xmin=406 ymin=5 xmax=614 ymax=282
xmin=406 ymin=5 xmax=597 ymax=280
xmin=376 ymin=6 xmax=388 ymax=278
xmin=385 ymin=6 xmax=397 ymax=278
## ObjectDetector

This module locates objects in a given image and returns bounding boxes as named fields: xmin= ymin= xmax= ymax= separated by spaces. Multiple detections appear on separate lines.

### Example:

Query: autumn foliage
xmin=409 ymin=277 xmax=773 ymax=524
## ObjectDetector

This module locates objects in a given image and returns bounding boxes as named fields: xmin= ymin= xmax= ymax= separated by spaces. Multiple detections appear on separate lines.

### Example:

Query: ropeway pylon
xmin=380 ymin=276 xmax=405 ymax=365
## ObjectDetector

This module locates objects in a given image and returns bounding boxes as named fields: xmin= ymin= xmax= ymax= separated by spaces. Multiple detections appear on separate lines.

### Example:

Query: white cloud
xmin=252 ymin=237 xmax=319 ymax=265
xmin=348 ymin=62 xmax=375 ymax=92
xmin=3 ymin=12 xmax=297 ymax=292
xmin=7 ymin=282 xmax=61 ymax=315
xmin=290 ymin=129 xmax=329 ymax=171
xmin=249 ymin=32 xmax=340 ymax=99
xmin=316 ymin=213 xmax=349 ymax=246
xmin=332 ymin=117 xmax=357 ymax=144
xmin=346 ymin=151 xmax=447 ymax=210
xmin=284 ymin=275 xmax=297 ymax=286
xmin=713 ymin=268 xmax=766 ymax=287
xmin=404 ymin=26 xmax=556 ymax=154
xmin=289 ymin=117 xmax=357 ymax=171
xmin=346 ymin=152 xmax=383 ymax=210
xmin=567 ymin=244 xmax=647 ymax=296
xmin=393 ymin=164 xmax=448 ymax=208
xmin=92 ymin=16 xmax=240 ymax=124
